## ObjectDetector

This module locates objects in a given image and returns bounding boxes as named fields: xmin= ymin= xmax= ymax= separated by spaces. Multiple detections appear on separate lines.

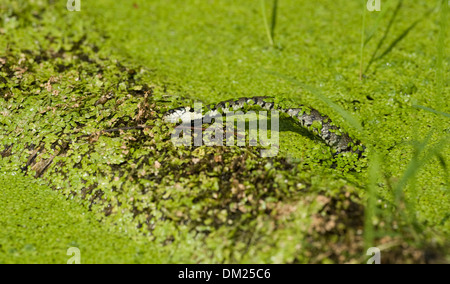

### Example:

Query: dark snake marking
xmin=163 ymin=97 xmax=364 ymax=155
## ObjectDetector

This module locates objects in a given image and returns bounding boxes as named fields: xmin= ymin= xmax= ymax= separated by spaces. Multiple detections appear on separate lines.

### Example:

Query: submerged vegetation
xmin=0 ymin=0 xmax=448 ymax=263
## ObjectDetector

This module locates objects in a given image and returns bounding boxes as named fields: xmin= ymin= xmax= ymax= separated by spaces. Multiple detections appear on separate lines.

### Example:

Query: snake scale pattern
xmin=163 ymin=97 xmax=364 ymax=155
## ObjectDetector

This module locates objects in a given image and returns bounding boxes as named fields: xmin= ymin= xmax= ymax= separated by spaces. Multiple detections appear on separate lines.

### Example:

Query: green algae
xmin=0 ymin=0 xmax=448 ymax=263
xmin=0 ymin=172 xmax=167 ymax=264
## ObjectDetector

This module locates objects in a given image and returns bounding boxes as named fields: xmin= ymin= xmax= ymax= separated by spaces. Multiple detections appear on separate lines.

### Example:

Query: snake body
xmin=163 ymin=97 xmax=364 ymax=155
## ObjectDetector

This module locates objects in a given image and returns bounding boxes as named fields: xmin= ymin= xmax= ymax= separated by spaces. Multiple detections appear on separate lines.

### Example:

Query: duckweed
xmin=0 ymin=0 xmax=448 ymax=263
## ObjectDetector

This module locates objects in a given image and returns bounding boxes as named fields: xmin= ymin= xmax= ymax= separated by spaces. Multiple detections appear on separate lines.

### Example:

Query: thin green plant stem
xmin=365 ymin=0 xmax=404 ymax=74
xmin=270 ymin=0 xmax=279 ymax=43
xmin=413 ymin=105 xmax=450 ymax=118
xmin=436 ymin=0 xmax=448 ymax=124
xmin=265 ymin=70 xmax=363 ymax=133
xmin=359 ymin=1 xmax=367 ymax=80
xmin=393 ymin=134 xmax=450 ymax=204
xmin=364 ymin=0 xmax=393 ymax=45
xmin=261 ymin=0 xmax=274 ymax=46
xmin=364 ymin=153 xmax=381 ymax=250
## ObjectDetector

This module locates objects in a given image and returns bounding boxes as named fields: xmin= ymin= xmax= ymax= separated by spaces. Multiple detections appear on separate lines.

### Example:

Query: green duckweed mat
xmin=0 ymin=0 xmax=448 ymax=263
